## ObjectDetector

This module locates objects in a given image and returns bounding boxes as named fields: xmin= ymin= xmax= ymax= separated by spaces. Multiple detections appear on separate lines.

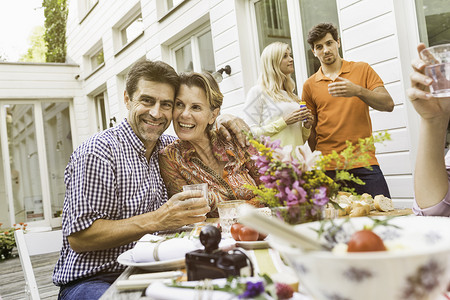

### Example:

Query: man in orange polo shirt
xmin=302 ymin=23 xmax=394 ymax=197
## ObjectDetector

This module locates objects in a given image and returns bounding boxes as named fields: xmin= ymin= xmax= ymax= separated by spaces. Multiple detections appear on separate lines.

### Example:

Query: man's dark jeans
xmin=325 ymin=165 xmax=391 ymax=198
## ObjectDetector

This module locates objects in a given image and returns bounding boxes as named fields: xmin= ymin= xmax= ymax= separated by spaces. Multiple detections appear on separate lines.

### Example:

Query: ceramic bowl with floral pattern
xmin=269 ymin=216 xmax=450 ymax=300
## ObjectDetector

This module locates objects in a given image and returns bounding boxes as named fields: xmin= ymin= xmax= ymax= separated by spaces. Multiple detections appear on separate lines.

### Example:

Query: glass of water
xmin=183 ymin=183 xmax=209 ymax=216
xmin=420 ymin=43 xmax=450 ymax=98
xmin=217 ymin=200 xmax=246 ymax=237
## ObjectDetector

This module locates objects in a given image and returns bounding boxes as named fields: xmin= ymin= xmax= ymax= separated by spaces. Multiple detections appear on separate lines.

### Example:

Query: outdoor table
xmin=100 ymin=209 xmax=414 ymax=299
xmin=100 ymin=218 xmax=291 ymax=299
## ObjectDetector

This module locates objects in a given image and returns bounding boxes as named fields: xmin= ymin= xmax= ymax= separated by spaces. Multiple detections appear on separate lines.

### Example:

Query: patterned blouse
xmin=159 ymin=131 xmax=261 ymax=216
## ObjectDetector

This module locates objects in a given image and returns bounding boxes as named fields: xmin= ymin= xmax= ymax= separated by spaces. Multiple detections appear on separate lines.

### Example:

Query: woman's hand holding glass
xmin=283 ymin=107 xmax=313 ymax=128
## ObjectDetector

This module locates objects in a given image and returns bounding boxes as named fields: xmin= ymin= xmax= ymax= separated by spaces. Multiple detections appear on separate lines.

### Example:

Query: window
xmin=297 ymin=0 xmax=340 ymax=76
xmin=157 ymin=0 xmax=186 ymax=19
xmin=90 ymin=48 xmax=104 ymax=70
xmin=415 ymin=0 xmax=450 ymax=47
xmin=167 ymin=0 xmax=184 ymax=10
xmin=120 ymin=14 xmax=143 ymax=47
xmin=113 ymin=4 xmax=144 ymax=55
xmin=172 ymin=26 xmax=215 ymax=73
xmin=94 ymin=91 xmax=109 ymax=132
xmin=253 ymin=0 xmax=340 ymax=77
xmin=84 ymin=40 xmax=105 ymax=76
xmin=78 ymin=0 xmax=98 ymax=22
xmin=254 ymin=0 xmax=291 ymax=51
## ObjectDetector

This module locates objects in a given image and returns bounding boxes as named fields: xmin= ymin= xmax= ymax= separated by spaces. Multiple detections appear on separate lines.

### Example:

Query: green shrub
xmin=0 ymin=222 xmax=27 ymax=261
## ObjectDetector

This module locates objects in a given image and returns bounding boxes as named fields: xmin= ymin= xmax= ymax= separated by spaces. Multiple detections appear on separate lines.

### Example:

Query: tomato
xmin=238 ymin=226 xmax=259 ymax=241
xmin=257 ymin=232 xmax=268 ymax=241
xmin=347 ymin=230 xmax=387 ymax=252
xmin=230 ymin=223 xmax=243 ymax=241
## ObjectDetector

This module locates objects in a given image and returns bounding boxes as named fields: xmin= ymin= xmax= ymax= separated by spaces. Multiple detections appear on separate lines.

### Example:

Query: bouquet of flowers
xmin=0 ymin=222 xmax=27 ymax=260
xmin=247 ymin=132 xmax=389 ymax=224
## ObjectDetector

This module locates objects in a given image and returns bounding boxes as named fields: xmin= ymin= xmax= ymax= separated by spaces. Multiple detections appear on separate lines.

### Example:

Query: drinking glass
xmin=420 ymin=43 xmax=450 ymax=98
xmin=183 ymin=183 xmax=209 ymax=216
xmin=217 ymin=200 xmax=246 ymax=237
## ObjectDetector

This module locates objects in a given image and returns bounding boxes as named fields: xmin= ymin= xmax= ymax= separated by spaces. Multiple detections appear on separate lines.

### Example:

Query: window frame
xmin=83 ymin=40 xmax=105 ymax=79
xmin=169 ymin=24 xmax=215 ymax=73
xmin=248 ymin=0 xmax=340 ymax=94
xmin=78 ymin=0 xmax=99 ymax=24
xmin=93 ymin=90 xmax=110 ymax=132
xmin=156 ymin=0 xmax=187 ymax=21
xmin=113 ymin=4 xmax=144 ymax=56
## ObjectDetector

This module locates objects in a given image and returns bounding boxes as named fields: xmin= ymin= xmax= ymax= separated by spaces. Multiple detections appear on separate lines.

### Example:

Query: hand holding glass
xmin=182 ymin=183 xmax=209 ymax=216
xmin=420 ymin=43 xmax=450 ymax=98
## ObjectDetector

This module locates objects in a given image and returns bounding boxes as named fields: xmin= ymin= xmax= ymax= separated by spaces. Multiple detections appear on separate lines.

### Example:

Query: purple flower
xmin=312 ymin=186 xmax=329 ymax=206
xmin=260 ymin=174 xmax=276 ymax=185
xmin=253 ymin=156 xmax=270 ymax=172
xmin=275 ymin=189 xmax=288 ymax=204
xmin=284 ymin=181 xmax=307 ymax=206
xmin=274 ymin=168 xmax=293 ymax=186
xmin=262 ymin=136 xmax=282 ymax=149
xmin=239 ymin=281 xmax=265 ymax=298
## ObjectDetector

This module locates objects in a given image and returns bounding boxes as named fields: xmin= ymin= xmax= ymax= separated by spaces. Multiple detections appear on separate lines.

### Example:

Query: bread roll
xmin=336 ymin=194 xmax=351 ymax=205
xmin=360 ymin=193 xmax=375 ymax=210
xmin=374 ymin=195 xmax=394 ymax=212
xmin=349 ymin=206 xmax=369 ymax=217
xmin=338 ymin=203 xmax=351 ymax=216
xmin=350 ymin=201 xmax=370 ymax=217
xmin=338 ymin=191 xmax=351 ymax=197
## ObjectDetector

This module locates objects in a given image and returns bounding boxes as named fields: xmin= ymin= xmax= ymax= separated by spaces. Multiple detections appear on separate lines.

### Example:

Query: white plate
xmin=117 ymin=249 xmax=185 ymax=271
xmin=236 ymin=240 xmax=269 ymax=249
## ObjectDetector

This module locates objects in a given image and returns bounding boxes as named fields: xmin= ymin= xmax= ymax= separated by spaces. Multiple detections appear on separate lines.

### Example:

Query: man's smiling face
xmin=125 ymin=78 xmax=175 ymax=150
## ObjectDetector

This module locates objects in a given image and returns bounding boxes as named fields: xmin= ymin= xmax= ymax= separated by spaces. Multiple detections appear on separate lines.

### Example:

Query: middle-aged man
xmin=301 ymin=22 xmax=394 ymax=198
xmin=52 ymin=59 xmax=249 ymax=300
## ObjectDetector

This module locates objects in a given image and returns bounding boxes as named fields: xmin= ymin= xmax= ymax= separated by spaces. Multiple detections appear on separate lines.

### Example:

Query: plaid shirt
xmin=53 ymin=119 xmax=175 ymax=285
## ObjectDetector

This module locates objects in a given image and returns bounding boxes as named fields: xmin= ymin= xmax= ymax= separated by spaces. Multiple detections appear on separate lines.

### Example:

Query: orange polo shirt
xmin=301 ymin=60 xmax=384 ymax=170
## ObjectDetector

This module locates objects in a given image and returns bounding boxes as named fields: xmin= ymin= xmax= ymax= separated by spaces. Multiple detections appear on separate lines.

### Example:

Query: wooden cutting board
xmin=368 ymin=208 xmax=412 ymax=217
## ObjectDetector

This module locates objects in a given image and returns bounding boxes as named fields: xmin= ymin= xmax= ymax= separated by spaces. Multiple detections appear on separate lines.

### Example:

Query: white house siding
xmin=0 ymin=63 xmax=80 ymax=99
xmin=62 ymin=0 xmax=426 ymax=208
xmin=337 ymin=0 xmax=415 ymax=207
xmin=65 ymin=0 xmax=246 ymax=141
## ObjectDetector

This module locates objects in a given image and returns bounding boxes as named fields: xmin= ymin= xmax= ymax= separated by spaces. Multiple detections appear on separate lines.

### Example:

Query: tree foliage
xmin=20 ymin=26 xmax=47 ymax=62
xmin=43 ymin=0 xmax=68 ymax=63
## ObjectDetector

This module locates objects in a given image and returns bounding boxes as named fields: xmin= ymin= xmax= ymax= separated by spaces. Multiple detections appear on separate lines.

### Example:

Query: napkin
xmin=145 ymin=281 xmax=234 ymax=300
xmin=145 ymin=279 xmax=279 ymax=300
xmin=130 ymin=234 xmax=199 ymax=263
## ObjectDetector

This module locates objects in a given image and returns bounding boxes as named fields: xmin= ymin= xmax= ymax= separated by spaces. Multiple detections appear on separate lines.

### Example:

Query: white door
xmin=0 ymin=100 xmax=73 ymax=228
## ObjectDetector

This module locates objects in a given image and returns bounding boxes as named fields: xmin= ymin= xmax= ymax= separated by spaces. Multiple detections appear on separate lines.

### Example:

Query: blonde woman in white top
xmin=244 ymin=42 xmax=313 ymax=148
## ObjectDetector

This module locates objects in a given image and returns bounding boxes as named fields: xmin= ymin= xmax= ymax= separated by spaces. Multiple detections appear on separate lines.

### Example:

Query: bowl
xmin=269 ymin=216 xmax=450 ymax=300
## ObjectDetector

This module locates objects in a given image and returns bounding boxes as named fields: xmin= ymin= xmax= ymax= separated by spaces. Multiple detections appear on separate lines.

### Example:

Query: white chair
xmin=14 ymin=229 xmax=63 ymax=300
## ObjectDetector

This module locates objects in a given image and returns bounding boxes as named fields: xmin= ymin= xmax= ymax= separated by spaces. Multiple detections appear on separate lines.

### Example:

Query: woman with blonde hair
xmin=244 ymin=42 xmax=313 ymax=148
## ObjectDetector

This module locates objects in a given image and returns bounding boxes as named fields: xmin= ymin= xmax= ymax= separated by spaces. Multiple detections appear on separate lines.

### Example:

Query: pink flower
xmin=274 ymin=168 xmax=293 ymax=186
xmin=285 ymin=181 xmax=307 ymax=206
xmin=294 ymin=144 xmax=322 ymax=171
xmin=262 ymin=136 xmax=281 ymax=149
xmin=312 ymin=186 xmax=329 ymax=206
